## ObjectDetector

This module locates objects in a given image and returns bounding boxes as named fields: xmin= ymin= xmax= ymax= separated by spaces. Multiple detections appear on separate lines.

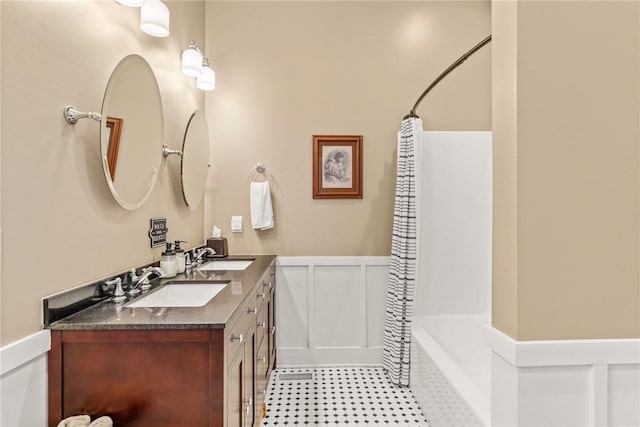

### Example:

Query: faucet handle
xmin=104 ymin=277 xmax=121 ymax=288
xmin=129 ymin=268 xmax=139 ymax=284
xmin=105 ymin=277 xmax=126 ymax=303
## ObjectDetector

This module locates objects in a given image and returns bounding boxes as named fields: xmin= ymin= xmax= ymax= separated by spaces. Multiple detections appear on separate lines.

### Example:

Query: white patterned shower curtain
xmin=382 ymin=117 xmax=421 ymax=386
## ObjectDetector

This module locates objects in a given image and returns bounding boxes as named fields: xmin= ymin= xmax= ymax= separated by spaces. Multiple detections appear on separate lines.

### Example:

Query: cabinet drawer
xmin=255 ymin=287 xmax=267 ymax=307
xmin=260 ymin=276 xmax=274 ymax=297
xmin=226 ymin=301 xmax=259 ymax=364
xmin=255 ymin=274 xmax=272 ymax=306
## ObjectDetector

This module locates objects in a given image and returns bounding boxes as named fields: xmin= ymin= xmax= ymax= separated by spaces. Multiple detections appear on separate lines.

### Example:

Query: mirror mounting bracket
xmin=64 ymin=105 xmax=102 ymax=125
xmin=162 ymin=144 xmax=183 ymax=158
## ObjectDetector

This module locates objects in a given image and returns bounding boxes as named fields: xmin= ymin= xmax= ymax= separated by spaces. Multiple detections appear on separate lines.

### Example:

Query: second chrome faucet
xmin=128 ymin=266 xmax=166 ymax=295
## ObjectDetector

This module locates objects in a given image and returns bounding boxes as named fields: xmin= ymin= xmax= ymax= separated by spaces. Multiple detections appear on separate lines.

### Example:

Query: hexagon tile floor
xmin=261 ymin=367 xmax=430 ymax=426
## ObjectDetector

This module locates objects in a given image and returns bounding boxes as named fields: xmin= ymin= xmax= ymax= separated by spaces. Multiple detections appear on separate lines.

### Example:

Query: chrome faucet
xmin=128 ymin=266 xmax=165 ymax=295
xmin=193 ymin=247 xmax=216 ymax=264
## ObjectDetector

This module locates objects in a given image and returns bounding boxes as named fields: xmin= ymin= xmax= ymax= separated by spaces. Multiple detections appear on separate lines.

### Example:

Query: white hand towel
xmin=250 ymin=181 xmax=274 ymax=230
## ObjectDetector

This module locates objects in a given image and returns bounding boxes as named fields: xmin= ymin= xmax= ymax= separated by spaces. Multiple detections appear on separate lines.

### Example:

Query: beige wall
xmin=491 ymin=0 xmax=518 ymax=339
xmin=492 ymin=0 xmax=640 ymax=340
xmin=203 ymin=1 xmax=492 ymax=256
xmin=0 ymin=1 xmax=206 ymax=346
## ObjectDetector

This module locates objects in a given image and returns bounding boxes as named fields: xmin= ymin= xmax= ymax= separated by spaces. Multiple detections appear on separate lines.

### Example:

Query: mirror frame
xmin=100 ymin=54 xmax=164 ymax=210
xmin=180 ymin=110 xmax=210 ymax=210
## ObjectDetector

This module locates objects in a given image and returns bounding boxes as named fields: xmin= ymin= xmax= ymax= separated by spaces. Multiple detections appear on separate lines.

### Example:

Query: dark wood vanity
xmin=48 ymin=257 xmax=276 ymax=427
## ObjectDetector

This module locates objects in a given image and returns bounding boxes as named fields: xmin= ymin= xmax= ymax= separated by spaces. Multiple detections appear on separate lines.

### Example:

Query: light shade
xmin=140 ymin=0 xmax=170 ymax=38
xmin=197 ymin=60 xmax=216 ymax=91
xmin=181 ymin=42 xmax=203 ymax=77
xmin=115 ymin=0 xmax=144 ymax=6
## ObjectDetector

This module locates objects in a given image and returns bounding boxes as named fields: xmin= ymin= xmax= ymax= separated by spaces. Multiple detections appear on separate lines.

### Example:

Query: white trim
xmin=278 ymin=347 xmax=383 ymax=366
xmin=0 ymin=330 xmax=51 ymax=376
xmin=412 ymin=328 xmax=490 ymax=426
xmin=307 ymin=262 xmax=315 ymax=349
xmin=277 ymin=256 xmax=390 ymax=266
xmin=360 ymin=264 xmax=368 ymax=348
xmin=486 ymin=325 xmax=640 ymax=426
xmin=589 ymin=364 xmax=608 ymax=426
xmin=484 ymin=324 xmax=640 ymax=367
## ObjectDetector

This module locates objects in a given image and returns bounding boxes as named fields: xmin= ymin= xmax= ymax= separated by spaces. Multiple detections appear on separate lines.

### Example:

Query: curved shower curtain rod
xmin=403 ymin=34 xmax=492 ymax=120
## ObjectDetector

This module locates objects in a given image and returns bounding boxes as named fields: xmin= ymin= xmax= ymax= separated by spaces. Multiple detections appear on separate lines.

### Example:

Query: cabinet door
xmin=244 ymin=330 xmax=255 ymax=427
xmin=267 ymin=284 xmax=276 ymax=372
xmin=227 ymin=347 xmax=244 ymax=427
xmin=55 ymin=330 xmax=212 ymax=427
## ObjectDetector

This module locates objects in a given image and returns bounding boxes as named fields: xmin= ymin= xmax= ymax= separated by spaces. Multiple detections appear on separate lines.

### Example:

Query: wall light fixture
xmin=181 ymin=41 xmax=203 ymax=77
xmin=140 ymin=0 xmax=170 ymax=38
xmin=196 ymin=59 xmax=216 ymax=91
xmin=115 ymin=0 xmax=144 ymax=6
xmin=181 ymin=41 xmax=216 ymax=91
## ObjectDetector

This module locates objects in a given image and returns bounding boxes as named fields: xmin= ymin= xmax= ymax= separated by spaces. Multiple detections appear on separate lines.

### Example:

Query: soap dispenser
xmin=160 ymin=242 xmax=178 ymax=278
xmin=174 ymin=240 xmax=187 ymax=274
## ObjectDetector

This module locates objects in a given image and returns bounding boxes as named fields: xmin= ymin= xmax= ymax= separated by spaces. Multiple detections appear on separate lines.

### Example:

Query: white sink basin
xmin=126 ymin=282 xmax=228 ymax=308
xmin=197 ymin=259 xmax=254 ymax=271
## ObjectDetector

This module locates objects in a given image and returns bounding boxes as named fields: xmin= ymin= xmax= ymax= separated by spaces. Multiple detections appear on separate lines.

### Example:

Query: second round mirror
xmin=181 ymin=110 xmax=210 ymax=210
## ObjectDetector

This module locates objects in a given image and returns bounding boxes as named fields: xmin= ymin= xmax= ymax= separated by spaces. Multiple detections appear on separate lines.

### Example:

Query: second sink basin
xmin=126 ymin=282 xmax=228 ymax=308
xmin=197 ymin=259 xmax=254 ymax=271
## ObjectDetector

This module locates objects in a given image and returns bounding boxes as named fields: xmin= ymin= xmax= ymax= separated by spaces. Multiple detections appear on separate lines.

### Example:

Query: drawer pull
xmin=231 ymin=334 xmax=244 ymax=343
xmin=243 ymin=398 xmax=252 ymax=414
xmin=261 ymin=389 xmax=267 ymax=396
xmin=247 ymin=307 xmax=258 ymax=314
xmin=263 ymin=281 xmax=273 ymax=289
xmin=257 ymin=322 xmax=266 ymax=329
xmin=258 ymin=356 xmax=267 ymax=363
xmin=271 ymin=326 xmax=276 ymax=335
xmin=258 ymin=292 xmax=266 ymax=299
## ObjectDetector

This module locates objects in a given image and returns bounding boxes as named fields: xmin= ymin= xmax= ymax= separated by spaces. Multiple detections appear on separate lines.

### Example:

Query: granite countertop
xmin=48 ymin=255 xmax=276 ymax=330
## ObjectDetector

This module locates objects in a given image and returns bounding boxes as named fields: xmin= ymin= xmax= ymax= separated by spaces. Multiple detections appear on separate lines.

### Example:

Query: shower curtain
xmin=382 ymin=117 xmax=421 ymax=386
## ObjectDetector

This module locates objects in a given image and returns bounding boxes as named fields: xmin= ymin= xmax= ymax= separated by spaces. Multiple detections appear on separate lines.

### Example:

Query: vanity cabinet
xmin=48 ymin=262 xmax=276 ymax=427
xmin=225 ymin=267 xmax=276 ymax=427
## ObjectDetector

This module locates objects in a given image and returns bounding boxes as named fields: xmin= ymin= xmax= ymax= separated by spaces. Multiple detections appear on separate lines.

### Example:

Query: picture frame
xmin=312 ymin=135 xmax=363 ymax=199
xmin=105 ymin=116 xmax=123 ymax=180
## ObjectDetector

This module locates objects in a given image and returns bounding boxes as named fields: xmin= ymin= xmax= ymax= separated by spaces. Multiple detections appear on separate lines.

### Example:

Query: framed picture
xmin=105 ymin=116 xmax=123 ymax=180
xmin=313 ymin=135 xmax=363 ymax=199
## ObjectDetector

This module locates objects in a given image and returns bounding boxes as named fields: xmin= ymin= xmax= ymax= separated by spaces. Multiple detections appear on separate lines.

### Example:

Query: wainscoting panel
xmin=608 ymin=364 xmax=640 ymax=426
xmin=366 ymin=265 xmax=389 ymax=348
xmin=276 ymin=257 xmax=390 ymax=366
xmin=276 ymin=265 xmax=309 ymax=349
xmin=312 ymin=265 xmax=363 ymax=348
xmin=485 ymin=326 xmax=640 ymax=426
xmin=0 ymin=330 xmax=50 ymax=427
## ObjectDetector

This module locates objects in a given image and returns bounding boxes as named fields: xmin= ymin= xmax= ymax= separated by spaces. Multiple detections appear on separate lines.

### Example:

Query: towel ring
xmin=249 ymin=162 xmax=272 ymax=183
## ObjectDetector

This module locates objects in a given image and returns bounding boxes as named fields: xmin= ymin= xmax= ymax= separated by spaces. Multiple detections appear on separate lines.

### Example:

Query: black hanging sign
xmin=149 ymin=218 xmax=168 ymax=248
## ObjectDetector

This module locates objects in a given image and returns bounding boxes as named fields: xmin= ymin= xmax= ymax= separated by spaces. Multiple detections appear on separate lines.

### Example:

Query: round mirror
xmin=181 ymin=110 xmax=210 ymax=209
xmin=101 ymin=54 xmax=163 ymax=210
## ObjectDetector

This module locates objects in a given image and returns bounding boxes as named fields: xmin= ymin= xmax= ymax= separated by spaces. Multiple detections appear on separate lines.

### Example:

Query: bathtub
xmin=410 ymin=315 xmax=491 ymax=427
